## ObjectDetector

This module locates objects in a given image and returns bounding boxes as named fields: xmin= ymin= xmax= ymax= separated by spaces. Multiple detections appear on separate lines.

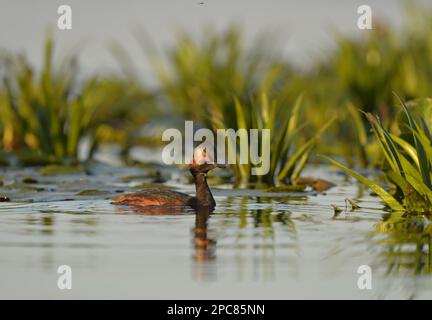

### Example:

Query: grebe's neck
xmin=193 ymin=172 xmax=215 ymax=209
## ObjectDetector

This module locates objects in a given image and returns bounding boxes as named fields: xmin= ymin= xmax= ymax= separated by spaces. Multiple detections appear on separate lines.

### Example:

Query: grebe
xmin=113 ymin=149 xmax=224 ymax=210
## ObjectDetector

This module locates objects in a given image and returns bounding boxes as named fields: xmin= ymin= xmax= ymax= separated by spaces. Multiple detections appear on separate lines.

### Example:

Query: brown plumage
xmin=113 ymin=188 xmax=194 ymax=207
xmin=112 ymin=148 xmax=225 ymax=210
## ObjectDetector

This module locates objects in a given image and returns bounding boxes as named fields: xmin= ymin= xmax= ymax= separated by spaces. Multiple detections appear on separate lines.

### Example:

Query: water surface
xmin=0 ymin=163 xmax=431 ymax=299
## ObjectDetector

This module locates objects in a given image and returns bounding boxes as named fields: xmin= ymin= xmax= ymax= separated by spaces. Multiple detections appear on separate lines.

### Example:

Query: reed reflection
xmin=374 ymin=212 xmax=432 ymax=275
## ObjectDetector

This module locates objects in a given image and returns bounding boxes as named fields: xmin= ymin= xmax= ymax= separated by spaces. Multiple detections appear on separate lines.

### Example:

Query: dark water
xmin=0 ymin=162 xmax=431 ymax=299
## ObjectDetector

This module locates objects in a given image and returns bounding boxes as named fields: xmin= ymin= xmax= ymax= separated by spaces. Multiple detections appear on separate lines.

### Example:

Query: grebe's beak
xmin=190 ymin=162 xmax=226 ymax=173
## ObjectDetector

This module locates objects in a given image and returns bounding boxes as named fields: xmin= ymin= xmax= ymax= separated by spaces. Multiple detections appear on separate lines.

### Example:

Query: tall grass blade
xmin=322 ymin=155 xmax=405 ymax=211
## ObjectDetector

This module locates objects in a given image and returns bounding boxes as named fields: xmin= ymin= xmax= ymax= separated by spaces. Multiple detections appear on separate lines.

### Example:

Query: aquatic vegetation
xmin=147 ymin=26 xmax=334 ymax=184
xmin=344 ymin=102 xmax=382 ymax=168
xmin=0 ymin=33 xmax=153 ymax=164
xmin=330 ymin=24 xmax=401 ymax=117
xmin=292 ymin=177 xmax=335 ymax=192
xmin=148 ymin=26 xmax=289 ymax=122
xmin=331 ymin=204 xmax=343 ymax=216
xmin=38 ymin=164 xmax=84 ymax=176
xmin=22 ymin=176 xmax=38 ymax=184
xmin=210 ymin=93 xmax=335 ymax=185
xmin=345 ymin=198 xmax=360 ymax=211
xmin=266 ymin=185 xmax=306 ymax=193
xmin=322 ymin=4 xmax=432 ymax=116
xmin=0 ymin=5 xmax=431 ymax=190
xmin=291 ymin=4 xmax=432 ymax=167
xmin=76 ymin=189 xmax=109 ymax=196
xmin=398 ymin=4 xmax=432 ymax=100
xmin=324 ymin=98 xmax=432 ymax=213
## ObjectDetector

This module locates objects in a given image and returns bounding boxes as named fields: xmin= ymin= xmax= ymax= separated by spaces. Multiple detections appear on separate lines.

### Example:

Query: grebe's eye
xmin=193 ymin=145 xmax=214 ymax=165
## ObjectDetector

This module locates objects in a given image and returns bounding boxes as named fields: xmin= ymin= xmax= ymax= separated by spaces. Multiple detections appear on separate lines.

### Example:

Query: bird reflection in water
xmin=192 ymin=206 xmax=217 ymax=281
xmin=114 ymin=204 xmax=217 ymax=280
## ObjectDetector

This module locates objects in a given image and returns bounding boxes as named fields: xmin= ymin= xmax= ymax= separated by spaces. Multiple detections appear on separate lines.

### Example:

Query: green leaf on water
xmin=39 ymin=164 xmax=84 ymax=176
xmin=321 ymin=155 xmax=405 ymax=212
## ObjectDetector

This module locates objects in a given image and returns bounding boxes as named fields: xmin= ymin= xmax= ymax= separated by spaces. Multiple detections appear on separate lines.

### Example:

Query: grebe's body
xmin=113 ymin=188 xmax=194 ymax=207
xmin=113 ymin=163 xmax=220 ymax=210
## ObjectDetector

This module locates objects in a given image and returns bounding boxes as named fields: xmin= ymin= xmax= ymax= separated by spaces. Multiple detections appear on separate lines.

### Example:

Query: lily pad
xmin=39 ymin=164 xmax=84 ymax=176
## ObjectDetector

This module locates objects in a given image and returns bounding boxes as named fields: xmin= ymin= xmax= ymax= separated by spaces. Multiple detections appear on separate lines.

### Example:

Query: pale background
xmin=0 ymin=0 xmax=430 ymax=82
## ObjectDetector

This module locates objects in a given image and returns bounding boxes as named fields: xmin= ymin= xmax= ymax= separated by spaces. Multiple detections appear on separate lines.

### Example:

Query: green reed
xmin=0 ymin=33 xmax=153 ymax=164
xmin=324 ymin=98 xmax=432 ymax=213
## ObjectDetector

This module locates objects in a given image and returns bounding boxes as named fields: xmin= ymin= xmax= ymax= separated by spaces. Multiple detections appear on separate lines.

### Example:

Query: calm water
xmin=0 ymin=162 xmax=431 ymax=299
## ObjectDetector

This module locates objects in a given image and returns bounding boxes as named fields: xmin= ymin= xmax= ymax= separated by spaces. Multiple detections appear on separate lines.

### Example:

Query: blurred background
xmin=1 ymin=0 xmax=432 ymax=180
xmin=1 ymin=0 xmax=430 ymax=77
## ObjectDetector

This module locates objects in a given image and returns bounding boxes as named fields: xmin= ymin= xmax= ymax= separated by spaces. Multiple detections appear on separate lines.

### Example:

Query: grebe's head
xmin=189 ymin=145 xmax=225 ymax=174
